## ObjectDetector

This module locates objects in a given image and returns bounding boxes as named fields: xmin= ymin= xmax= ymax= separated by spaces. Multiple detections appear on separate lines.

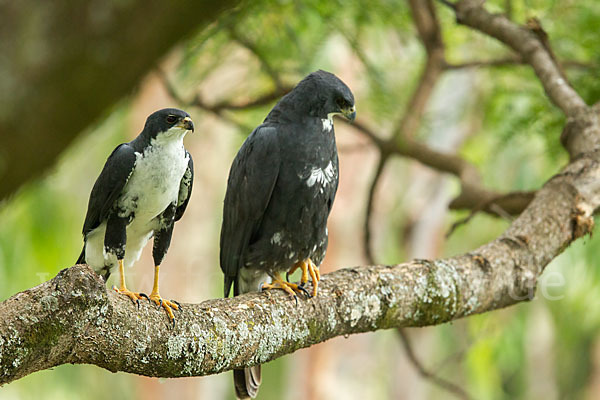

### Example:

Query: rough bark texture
xmin=1 ymin=148 xmax=598 ymax=385
xmin=0 ymin=0 xmax=240 ymax=201
xmin=1 ymin=0 xmax=600 ymax=388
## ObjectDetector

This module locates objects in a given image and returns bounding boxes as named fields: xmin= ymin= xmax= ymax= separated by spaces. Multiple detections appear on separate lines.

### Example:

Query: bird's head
xmin=295 ymin=70 xmax=356 ymax=122
xmin=142 ymin=108 xmax=195 ymax=141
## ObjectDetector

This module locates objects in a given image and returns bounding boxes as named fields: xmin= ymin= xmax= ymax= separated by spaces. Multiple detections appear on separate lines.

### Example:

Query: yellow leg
xmin=286 ymin=258 xmax=321 ymax=297
xmin=300 ymin=261 xmax=310 ymax=286
xmin=148 ymin=265 xmax=180 ymax=327
xmin=262 ymin=273 xmax=310 ymax=299
xmin=287 ymin=260 xmax=309 ymax=285
xmin=307 ymin=259 xmax=320 ymax=297
xmin=112 ymin=259 xmax=148 ymax=305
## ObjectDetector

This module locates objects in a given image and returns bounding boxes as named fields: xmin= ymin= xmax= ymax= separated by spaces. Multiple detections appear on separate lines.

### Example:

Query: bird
xmin=77 ymin=108 xmax=194 ymax=326
xmin=219 ymin=70 xmax=355 ymax=399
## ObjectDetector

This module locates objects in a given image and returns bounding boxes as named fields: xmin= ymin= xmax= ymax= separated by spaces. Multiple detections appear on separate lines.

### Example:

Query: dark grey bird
xmin=77 ymin=108 xmax=194 ymax=326
xmin=220 ymin=70 xmax=355 ymax=399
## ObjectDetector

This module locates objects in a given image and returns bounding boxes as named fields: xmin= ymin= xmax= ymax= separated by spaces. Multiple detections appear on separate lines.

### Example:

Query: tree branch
xmin=446 ymin=190 xmax=535 ymax=237
xmin=363 ymin=154 xmax=388 ymax=264
xmin=208 ymin=89 xmax=291 ymax=111
xmin=348 ymin=119 xmax=528 ymax=219
xmin=393 ymin=0 xmax=445 ymax=140
xmin=2 ymin=149 xmax=599 ymax=385
xmin=444 ymin=57 xmax=598 ymax=70
xmin=443 ymin=56 xmax=524 ymax=69
xmin=448 ymin=188 xmax=535 ymax=217
xmin=158 ymin=69 xmax=256 ymax=133
xmin=228 ymin=28 xmax=286 ymax=92
xmin=0 ymin=0 xmax=241 ymax=201
xmin=451 ymin=0 xmax=587 ymax=117
xmin=397 ymin=329 xmax=472 ymax=400
xmin=158 ymin=68 xmax=294 ymax=135
xmin=444 ymin=0 xmax=600 ymax=160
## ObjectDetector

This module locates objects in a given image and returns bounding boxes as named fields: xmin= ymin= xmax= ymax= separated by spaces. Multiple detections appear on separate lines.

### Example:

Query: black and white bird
xmin=220 ymin=70 xmax=355 ymax=399
xmin=77 ymin=108 xmax=194 ymax=325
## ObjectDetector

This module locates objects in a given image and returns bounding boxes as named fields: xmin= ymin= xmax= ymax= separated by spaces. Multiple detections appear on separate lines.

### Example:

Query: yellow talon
xmin=112 ymin=259 xmax=148 ymax=305
xmin=149 ymin=293 xmax=179 ymax=324
xmin=307 ymin=259 xmax=319 ymax=297
xmin=113 ymin=286 xmax=147 ymax=304
xmin=287 ymin=258 xmax=321 ymax=297
xmin=287 ymin=260 xmax=310 ymax=284
xmin=262 ymin=274 xmax=310 ymax=299
xmin=149 ymin=265 xmax=180 ymax=327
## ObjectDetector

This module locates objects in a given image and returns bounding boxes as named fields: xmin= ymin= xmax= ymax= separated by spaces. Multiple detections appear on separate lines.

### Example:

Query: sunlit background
xmin=1 ymin=0 xmax=600 ymax=399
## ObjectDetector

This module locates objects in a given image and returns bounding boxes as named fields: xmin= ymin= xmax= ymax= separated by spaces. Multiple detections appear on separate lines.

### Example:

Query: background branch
xmin=451 ymin=0 xmax=587 ymax=118
xmin=363 ymin=154 xmax=387 ymax=264
xmin=397 ymin=329 xmax=472 ymax=400
xmin=228 ymin=28 xmax=286 ymax=92
xmin=0 ymin=0 xmax=241 ymax=201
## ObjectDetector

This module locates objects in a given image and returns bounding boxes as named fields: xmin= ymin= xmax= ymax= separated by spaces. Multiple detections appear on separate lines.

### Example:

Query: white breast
xmin=119 ymin=135 xmax=189 ymax=228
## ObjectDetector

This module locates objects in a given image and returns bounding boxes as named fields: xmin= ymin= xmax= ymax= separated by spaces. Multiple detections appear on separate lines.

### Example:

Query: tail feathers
xmin=234 ymin=366 xmax=261 ymax=399
xmin=232 ymin=275 xmax=262 ymax=398
xmin=75 ymin=245 xmax=111 ymax=281
xmin=76 ymin=246 xmax=86 ymax=265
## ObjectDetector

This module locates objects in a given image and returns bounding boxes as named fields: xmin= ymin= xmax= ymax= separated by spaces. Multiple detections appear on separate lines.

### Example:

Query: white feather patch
xmin=306 ymin=161 xmax=336 ymax=188
xmin=321 ymin=117 xmax=333 ymax=132
xmin=270 ymin=232 xmax=283 ymax=245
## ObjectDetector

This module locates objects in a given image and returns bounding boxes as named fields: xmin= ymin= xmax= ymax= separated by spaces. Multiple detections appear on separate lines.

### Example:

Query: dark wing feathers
xmin=82 ymin=144 xmax=137 ymax=236
xmin=220 ymin=126 xmax=280 ymax=297
xmin=175 ymin=151 xmax=194 ymax=222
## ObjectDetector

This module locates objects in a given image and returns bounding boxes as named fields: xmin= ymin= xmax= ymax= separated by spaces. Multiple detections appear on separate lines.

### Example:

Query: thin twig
xmin=489 ymin=203 xmax=514 ymax=221
xmin=445 ymin=57 xmax=598 ymax=71
xmin=448 ymin=0 xmax=587 ymax=118
xmin=562 ymin=60 xmax=599 ymax=70
xmin=364 ymin=155 xmax=388 ymax=264
xmin=446 ymin=191 xmax=534 ymax=237
xmin=343 ymin=119 xmax=389 ymax=149
xmin=526 ymin=17 xmax=567 ymax=80
xmin=208 ymin=88 xmax=291 ymax=111
xmin=398 ymin=329 xmax=472 ymax=400
xmin=391 ymin=0 xmax=445 ymax=141
xmin=157 ymin=69 xmax=254 ymax=132
xmin=504 ymin=0 xmax=513 ymax=20
xmin=431 ymin=347 xmax=469 ymax=374
xmin=436 ymin=0 xmax=457 ymax=10
xmin=228 ymin=28 xmax=286 ymax=91
xmin=337 ymin=27 xmax=384 ymax=87
xmin=443 ymin=56 xmax=523 ymax=69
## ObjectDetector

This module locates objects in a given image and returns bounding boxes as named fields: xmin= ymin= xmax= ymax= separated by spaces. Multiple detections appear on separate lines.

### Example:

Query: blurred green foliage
xmin=1 ymin=0 xmax=600 ymax=399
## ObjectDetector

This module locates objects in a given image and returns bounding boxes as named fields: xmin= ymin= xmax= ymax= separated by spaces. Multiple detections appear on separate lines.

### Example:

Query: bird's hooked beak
xmin=342 ymin=105 xmax=356 ymax=122
xmin=176 ymin=116 xmax=195 ymax=132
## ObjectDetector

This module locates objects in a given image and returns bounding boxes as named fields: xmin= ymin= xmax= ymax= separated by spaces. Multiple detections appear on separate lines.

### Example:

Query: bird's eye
xmin=336 ymin=98 xmax=346 ymax=109
xmin=166 ymin=115 xmax=177 ymax=124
